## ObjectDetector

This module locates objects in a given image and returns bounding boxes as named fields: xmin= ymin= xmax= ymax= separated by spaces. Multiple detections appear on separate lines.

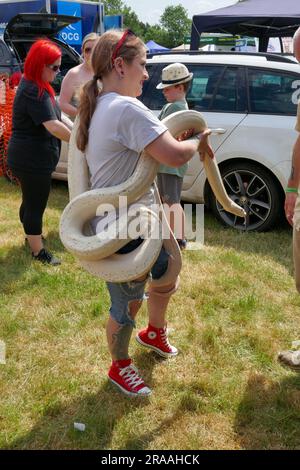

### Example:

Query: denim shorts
xmin=106 ymin=245 xmax=169 ymax=326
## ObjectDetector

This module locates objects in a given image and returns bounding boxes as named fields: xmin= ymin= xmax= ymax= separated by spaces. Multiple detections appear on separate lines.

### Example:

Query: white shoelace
xmin=120 ymin=364 xmax=144 ymax=388
xmin=161 ymin=329 xmax=171 ymax=349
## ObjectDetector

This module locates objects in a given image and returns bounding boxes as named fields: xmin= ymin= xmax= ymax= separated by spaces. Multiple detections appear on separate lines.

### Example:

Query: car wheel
xmin=208 ymin=161 xmax=283 ymax=231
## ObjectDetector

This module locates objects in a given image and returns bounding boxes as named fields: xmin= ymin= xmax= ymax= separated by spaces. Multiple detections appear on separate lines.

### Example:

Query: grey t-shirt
xmin=85 ymin=92 xmax=167 ymax=232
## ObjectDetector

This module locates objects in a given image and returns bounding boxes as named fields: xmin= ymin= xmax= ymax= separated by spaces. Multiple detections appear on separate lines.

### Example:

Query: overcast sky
xmin=124 ymin=0 xmax=237 ymax=25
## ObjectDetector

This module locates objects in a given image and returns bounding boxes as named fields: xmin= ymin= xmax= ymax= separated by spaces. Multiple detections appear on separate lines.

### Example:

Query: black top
xmin=8 ymin=78 xmax=61 ymax=175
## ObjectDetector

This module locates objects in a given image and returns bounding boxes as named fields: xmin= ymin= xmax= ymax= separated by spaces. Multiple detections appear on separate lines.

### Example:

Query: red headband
xmin=111 ymin=29 xmax=135 ymax=65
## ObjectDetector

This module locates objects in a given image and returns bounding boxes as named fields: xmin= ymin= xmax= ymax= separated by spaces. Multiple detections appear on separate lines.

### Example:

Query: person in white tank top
xmin=59 ymin=33 xmax=98 ymax=119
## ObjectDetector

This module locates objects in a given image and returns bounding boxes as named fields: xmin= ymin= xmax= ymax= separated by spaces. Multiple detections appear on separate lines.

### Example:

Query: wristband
xmin=285 ymin=187 xmax=298 ymax=193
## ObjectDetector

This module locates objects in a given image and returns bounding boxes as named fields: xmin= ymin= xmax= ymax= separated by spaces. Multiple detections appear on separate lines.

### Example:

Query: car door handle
xmin=210 ymin=128 xmax=226 ymax=135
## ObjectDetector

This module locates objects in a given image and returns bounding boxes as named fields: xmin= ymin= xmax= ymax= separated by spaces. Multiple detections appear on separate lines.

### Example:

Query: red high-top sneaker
xmin=108 ymin=359 xmax=152 ymax=397
xmin=136 ymin=324 xmax=178 ymax=358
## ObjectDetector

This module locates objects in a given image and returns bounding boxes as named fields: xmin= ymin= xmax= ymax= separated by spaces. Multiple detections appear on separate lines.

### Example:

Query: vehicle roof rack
xmin=147 ymin=50 xmax=296 ymax=64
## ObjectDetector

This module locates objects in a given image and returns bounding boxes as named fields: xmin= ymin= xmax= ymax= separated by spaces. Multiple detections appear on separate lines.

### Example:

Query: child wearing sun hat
xmin=156 ymin=63 xmax=193 ymax=250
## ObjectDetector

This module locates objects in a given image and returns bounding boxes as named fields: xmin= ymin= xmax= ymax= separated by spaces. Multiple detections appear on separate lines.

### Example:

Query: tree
xmin=92 ymin=1 xmax=193 ymax=48
xmin=143 ymin=24 xmax=169 ymax=46
xmin=159 ymin=5 xmax=191 ymax=48
xmin=122 ymin=7 xmax=147 ymax=38
xmin=102 ymin=0 xmax=125 ymax=14
xmin=102 ymin=0 xmax=147 ymax=39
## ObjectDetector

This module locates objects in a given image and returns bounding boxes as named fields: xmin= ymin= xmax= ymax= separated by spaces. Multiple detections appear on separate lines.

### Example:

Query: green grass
xmin=1 ymin=176 xmax=300 ymax=450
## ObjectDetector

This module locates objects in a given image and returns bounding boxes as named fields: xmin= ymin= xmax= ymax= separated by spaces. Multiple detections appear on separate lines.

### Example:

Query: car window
xmin=248 ymin=68 xmax=299 ymax=115
xmin=188 ymin=65 xmax=246 ymax=113
xmin=0 ymin=40 xmax=8 ymax=65
xmin=141 ymin=63 xmax=227 ymax=112
xmin=9 ymin=39 xmax=31 ymax=65
xmin=187 ymin=64 xmax=224 ymax=111
xmin=141 ymin=63 xmax=165 ymax=109
xmin=210 ymin=66 xmax=246 ymax=112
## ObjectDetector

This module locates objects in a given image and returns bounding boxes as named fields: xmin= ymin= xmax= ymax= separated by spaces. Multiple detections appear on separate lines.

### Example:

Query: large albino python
xmin=60 ymin=110 xmax=246 ymax=283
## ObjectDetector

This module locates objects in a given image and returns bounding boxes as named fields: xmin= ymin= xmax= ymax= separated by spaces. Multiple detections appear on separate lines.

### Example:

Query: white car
xmin=142 ymin=52 xmax=300 ymax=231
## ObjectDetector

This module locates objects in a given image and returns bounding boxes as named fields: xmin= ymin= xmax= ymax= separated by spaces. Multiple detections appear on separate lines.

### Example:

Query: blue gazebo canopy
xmin=146 ymin=40 xmax=169 ymax=53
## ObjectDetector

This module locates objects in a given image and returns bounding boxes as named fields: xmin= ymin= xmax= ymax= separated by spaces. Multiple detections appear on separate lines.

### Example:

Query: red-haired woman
xmin=8 ymin=39 xmax=71 ymax=265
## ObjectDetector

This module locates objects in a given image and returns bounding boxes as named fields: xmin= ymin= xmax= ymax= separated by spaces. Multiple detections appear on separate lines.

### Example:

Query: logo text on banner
xmin=57 ymin=1 xmax=82 ymax=46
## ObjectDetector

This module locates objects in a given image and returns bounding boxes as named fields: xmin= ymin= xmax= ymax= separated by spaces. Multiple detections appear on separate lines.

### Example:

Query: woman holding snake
xmin=76 ymin=29 xmax=214 ymax=397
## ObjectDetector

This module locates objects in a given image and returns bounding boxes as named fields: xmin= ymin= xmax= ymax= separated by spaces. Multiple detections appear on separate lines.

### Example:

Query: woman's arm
xmin=285 ymin=134 xmax=300 ymax=225
xmin=145 ymin=129 xmax=213 ymax=167
xmin=43 ymin=120 xmax=71 ymax=143
xmin=61 ymin=112 xmax=74 ymax=131
xmin=287 ymin=134 xmax=300 ymax=190
xmin=58 ymin=71 xmax=78 ymax=118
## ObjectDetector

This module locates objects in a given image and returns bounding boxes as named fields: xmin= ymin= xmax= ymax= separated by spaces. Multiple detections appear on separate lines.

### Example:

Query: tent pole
xmin=259 ymin=36 xmax=269 ymax=52
xmin=279 ymin=37 xmax=283 ymax=53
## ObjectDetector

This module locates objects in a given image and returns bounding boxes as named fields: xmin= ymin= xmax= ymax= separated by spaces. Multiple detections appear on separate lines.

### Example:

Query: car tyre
xmin=208 ymin=161 xmax=283 ymax=232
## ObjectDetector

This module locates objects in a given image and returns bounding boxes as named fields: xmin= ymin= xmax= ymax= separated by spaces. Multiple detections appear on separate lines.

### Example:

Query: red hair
xmin=24 ymin=39 xmax=61 ymax=99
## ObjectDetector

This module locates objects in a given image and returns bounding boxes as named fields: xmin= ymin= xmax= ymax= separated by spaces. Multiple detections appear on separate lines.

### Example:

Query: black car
xmin=0 ymin=13 xmax=81 ymax=181
xmin=0 ymin=12 xmax=81 ymax=91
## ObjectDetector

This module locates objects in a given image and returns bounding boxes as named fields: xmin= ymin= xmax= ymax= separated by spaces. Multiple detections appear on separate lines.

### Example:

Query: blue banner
xmin=56 ymin=1 xmax=82 ymax=46
xmin=51 ymin=0 xmax=101 ymax=52
xmin=104 ymin=15 xmax=123 ymax=31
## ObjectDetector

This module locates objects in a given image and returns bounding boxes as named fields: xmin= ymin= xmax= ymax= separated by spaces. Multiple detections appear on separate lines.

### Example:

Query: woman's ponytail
xmin=76 ymin=78 xmax=99 ymax=152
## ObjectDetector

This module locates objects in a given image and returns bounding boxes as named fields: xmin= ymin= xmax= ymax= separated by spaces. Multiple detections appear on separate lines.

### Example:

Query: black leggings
xmin=12 ymin=170 xmax=52 ymax=235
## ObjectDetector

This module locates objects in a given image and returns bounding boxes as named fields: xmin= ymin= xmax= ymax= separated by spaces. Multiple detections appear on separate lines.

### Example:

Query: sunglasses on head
xmin=47 ymin=64 xmax=60 ymax=72
xmin=111 ymin=29 xmax=136 ymax=65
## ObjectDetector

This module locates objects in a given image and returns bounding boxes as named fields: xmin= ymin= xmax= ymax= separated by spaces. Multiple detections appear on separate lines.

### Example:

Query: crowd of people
xmin=5 ymin=25 xmax=300 ymax=394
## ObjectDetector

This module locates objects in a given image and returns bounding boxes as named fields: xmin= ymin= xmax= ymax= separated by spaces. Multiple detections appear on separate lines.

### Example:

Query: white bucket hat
xmin=156 ymin=62 xmax=193 ymax=89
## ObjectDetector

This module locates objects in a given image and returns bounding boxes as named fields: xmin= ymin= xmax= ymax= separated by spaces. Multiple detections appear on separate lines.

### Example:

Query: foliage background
xmin=100 ymin=0 xmax=191 ymax=48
